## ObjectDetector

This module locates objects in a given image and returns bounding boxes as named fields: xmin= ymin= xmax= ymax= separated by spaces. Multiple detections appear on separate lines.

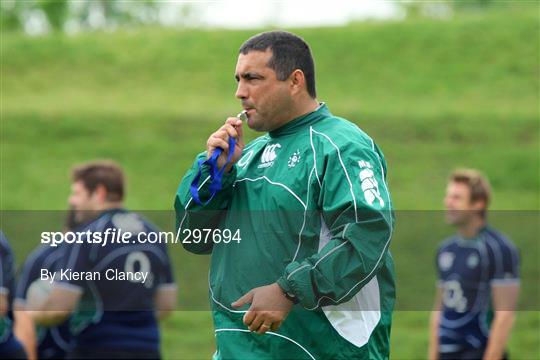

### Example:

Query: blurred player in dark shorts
xmin=1 ymin=231 xmax=33 ymax=359
xmin=30 ymin=160 xmax=178 ymax=359
xmin=429 ymin=169 xmax=520 ymax=360
xmin=14 ymin=208 xmax=79 ymax=359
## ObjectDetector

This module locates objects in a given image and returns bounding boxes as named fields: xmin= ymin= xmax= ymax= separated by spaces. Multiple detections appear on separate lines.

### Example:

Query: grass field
xmin=1 ymin=3 xmax=539 ymax=359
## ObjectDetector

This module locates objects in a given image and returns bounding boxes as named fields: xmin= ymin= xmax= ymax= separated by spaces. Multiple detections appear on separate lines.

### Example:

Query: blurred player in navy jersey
xmin=1 ymin=231 xmax=35 ymax=359
xmin=31 ymin=160 xmax=177 ymax=359
xmin=14 ymin=208 xmax=79 ymax=359
xmin=429 ymin=169 xmax=520 ymax=360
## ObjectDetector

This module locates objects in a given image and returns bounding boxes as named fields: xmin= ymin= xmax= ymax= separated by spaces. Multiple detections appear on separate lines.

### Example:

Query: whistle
xmin=237 ymin=110 xmax=248 ymax=122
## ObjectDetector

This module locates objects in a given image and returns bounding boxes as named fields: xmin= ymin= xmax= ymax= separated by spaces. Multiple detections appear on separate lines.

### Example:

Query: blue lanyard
xmin=190 ymin=111 xmax=246 ymax=206
xmin=190 ymin=136 xmax=236 ymax=206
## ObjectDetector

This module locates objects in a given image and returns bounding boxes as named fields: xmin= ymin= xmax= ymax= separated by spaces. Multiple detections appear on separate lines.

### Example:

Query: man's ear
xmin=93 ymin=184 xmax=108 ymax=202
xmin=289 ymin=69 xmax=306 ymax=95
xmin=471 ymin=199 xmax=486 ymax=213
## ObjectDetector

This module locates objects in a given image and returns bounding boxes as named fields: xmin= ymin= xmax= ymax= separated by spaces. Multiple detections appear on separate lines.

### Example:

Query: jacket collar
xmin=268 ymin=102 xmax=330 ymax=138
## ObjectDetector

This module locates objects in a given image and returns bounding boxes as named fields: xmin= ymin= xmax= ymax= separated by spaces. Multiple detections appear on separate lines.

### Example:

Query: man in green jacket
xmin=175 ymin=31 xmax=395 ymax=359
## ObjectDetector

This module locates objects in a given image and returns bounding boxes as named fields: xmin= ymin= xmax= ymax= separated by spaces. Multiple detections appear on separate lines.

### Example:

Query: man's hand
xmin=206 ymin=117 xmax=244 ymax=171
xmin=231 ymin=283 xmax=294 ymax=334
xmin=0 ymin=293 xmax=7 ymax=316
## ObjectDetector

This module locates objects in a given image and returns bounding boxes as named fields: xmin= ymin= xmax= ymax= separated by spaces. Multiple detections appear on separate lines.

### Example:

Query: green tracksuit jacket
xmin=175 ymin=104 xmax=395 ymax=359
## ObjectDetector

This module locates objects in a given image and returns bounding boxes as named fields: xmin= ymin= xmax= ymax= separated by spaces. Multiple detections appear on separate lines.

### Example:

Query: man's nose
xmin=235 ymin=81 xmax=247 ymax=100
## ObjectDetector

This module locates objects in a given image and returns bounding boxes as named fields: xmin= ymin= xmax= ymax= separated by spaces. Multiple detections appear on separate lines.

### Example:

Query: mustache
xmin=241 ymin=103 xmax=255 ymax=110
